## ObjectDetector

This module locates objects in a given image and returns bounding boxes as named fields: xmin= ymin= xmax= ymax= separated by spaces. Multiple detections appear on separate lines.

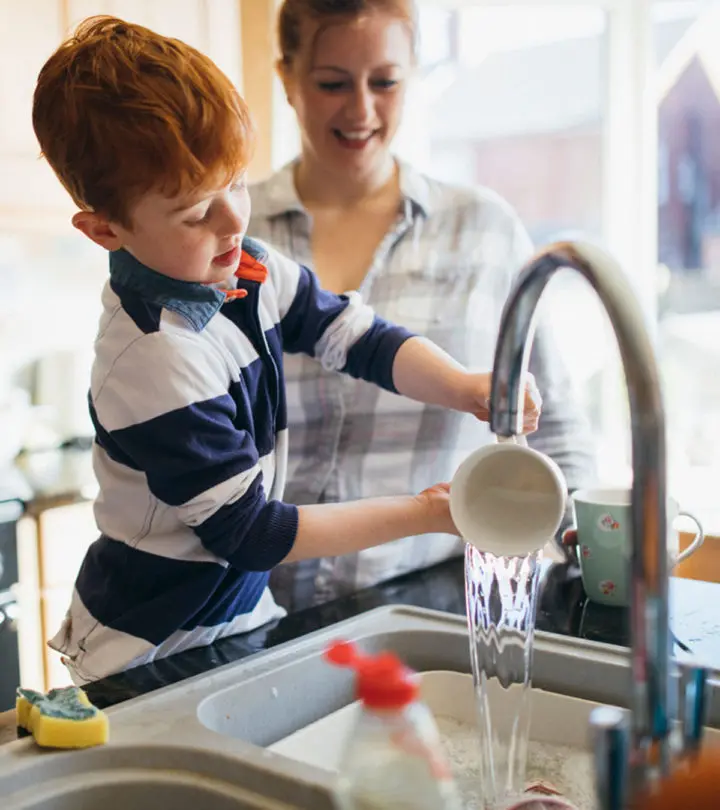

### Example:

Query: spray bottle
xmin=326 ymin=640 xmax=462 ymax=810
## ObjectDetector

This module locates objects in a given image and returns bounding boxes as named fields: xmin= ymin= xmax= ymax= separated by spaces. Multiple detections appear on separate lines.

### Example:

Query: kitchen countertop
xmin=2 ymin=556 xmax=719 ymax=744
xmin=1 ymin=446 xmax=718 ymax=741
xmin=78 ymin=556 xmax=720 ymax=710
xmin=0 ymin=711 xmax=16 ymax=746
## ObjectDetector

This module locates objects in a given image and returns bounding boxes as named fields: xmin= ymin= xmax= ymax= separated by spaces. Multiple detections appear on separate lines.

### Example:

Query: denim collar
xmin=109 ymin=249 xmax=227 ymax=332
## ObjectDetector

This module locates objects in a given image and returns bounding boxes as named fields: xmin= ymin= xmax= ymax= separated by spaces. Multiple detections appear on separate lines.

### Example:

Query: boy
xmin=33 ymin=16 xmax=540 ymax=684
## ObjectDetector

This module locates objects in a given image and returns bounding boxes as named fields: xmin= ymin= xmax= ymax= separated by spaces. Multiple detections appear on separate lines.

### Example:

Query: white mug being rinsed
xmin=449 ymin=435 xmax=568 ymax=556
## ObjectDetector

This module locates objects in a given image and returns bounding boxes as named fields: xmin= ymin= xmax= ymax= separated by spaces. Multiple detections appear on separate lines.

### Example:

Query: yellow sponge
xmin=16 ymin=686 xmax=109 ymax=749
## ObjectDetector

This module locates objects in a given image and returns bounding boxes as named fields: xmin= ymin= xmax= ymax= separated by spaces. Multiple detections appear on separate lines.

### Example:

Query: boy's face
xmin=73 ymin=175 xmax=251 ymax=284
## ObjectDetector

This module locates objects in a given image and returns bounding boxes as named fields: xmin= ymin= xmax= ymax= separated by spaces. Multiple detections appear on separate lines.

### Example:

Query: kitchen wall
xmin=0 ymin=232 xmax=105 ymax=453
xmin=0 ymin=0 xmax=265 ymax=451
xmin=0 ymin=231 xmax=104 ymax=375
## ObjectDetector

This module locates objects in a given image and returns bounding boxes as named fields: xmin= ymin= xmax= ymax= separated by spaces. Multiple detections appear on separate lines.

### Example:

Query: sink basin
xmin=196 ymin=624 xmax=472 ymax=746
xmin=268 ymin=669 xmax=720 ymax=809
xmin=270 ymin=671 xmax=599 ymax=808
xmin=1 ymin=744 xmax=309 ymax=809
xmin=1 ymin=606 xmax=718 ymax=809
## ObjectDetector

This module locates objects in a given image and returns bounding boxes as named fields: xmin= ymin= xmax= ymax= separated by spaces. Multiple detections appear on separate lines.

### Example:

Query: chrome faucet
xmin=488 ymin=241 xmax=708 ymax=805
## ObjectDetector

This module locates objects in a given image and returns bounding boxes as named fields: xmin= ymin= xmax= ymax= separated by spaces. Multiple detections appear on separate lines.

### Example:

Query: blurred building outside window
xmin=271 ymin=0 xmax=720 ymax=533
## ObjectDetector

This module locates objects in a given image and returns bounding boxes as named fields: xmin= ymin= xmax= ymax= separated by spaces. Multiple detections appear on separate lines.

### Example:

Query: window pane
xmin=405 ymin=4 xmax=607 ymax=246
xmin=399 ymin=4 xmax=620 ymax=481
xmin=655 ymin=0 xmax=720 ymax=531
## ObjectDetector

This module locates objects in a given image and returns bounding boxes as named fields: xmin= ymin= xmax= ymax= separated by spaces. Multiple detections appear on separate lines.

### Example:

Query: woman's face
xmin=282 ymin=10 xmax=414 ymax=181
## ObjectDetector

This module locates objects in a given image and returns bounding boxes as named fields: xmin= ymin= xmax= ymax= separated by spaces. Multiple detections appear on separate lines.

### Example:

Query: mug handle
xmin=674 ymin=510 xmax=705 ymax=565
xmin=496 ymin=434 xmax=529 ymax=448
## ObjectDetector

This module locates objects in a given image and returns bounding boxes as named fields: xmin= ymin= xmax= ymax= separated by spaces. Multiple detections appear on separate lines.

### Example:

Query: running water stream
xmin=465 ymin=544 xmax=543 ymax=809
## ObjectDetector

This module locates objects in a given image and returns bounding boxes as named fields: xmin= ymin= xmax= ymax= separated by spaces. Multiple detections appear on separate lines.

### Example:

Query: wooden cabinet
xmin=17 ymin=502 xmax=97 ymax=690
xmin=38 ymin=502 xmax=97 ymax=590
xmin=676 ymin=530 xmax=720 ymax=583
xmin=39 ymin=501 xmax=97 ymax=688
xmin=239 ymin=0 xmax=277 ymax=179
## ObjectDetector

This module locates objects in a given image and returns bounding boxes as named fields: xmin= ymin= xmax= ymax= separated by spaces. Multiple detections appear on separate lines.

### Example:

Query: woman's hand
xmin=459 ymin=371 xmax=542 ymax=434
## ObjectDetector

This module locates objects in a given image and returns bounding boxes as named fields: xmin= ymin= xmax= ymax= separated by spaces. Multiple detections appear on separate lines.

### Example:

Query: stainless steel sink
xmin=1 ymin=744 xmax=308 ymax=809
xmin=1 ymin=605 xmax=718 ymax=808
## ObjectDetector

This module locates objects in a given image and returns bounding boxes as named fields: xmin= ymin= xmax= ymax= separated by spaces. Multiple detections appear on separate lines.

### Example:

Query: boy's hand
xmin=290 ymin=486 xmax=460 ymax=563
xmin=459 ymin=372 xmax=542 ymax=433
xmin=415 ymin=482 xmax=458 ymax=536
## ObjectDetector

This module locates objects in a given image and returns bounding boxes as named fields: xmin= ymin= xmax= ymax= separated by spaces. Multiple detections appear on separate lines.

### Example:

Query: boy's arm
xmin=268 ymin=245 xmax=413 ymax=392
xmin=288 ymin=484 xmax=453 ymax=563
xmin=93 ymin=333 xmax=453 ymax=571
xmin=387 ymin=336 xmax=541 ymax=432
xmin=267 ymin=243 xmax=539 ymax=427
xmin=93 ymin=333 xmax=297 ymax=572
xmin=390 ymin=335 xmax=475 ymax=410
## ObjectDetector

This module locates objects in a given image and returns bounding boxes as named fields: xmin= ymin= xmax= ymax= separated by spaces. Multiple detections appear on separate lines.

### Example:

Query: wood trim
xmin=675 ymin=531 xmax=720 ymax=583
xmin=16 ymin=516 xmax=45 ymax=692
xmin=59 ymin=0 xmax=71 ymax=35
xmin=239 ymin=0 xmax=277 ymax=181
xmin=35 ymin=514 xmax=51 ymax=692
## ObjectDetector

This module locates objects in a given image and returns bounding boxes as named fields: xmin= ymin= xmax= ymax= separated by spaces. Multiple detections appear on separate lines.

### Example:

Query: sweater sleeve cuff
xmin=343 ymin=318 xmax=416 ymax=393
xmin=224 ymin=501 xmax=299 ymax=572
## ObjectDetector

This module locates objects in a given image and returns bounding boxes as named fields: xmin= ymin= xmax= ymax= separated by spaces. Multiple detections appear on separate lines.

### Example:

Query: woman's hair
xmin=277 ymin=0 xmax=417 ymax=65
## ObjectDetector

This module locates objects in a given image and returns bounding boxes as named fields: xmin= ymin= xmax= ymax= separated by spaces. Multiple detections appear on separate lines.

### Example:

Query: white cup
xmin=450 ymin=435 xmax=568 ymax=556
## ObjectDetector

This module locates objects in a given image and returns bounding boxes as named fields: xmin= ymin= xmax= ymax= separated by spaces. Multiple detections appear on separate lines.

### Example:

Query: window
xmin=270 ymin=0 xmax=720 ymax=533
xmin=404 ymin=4 xmax=607 ymax=248
xmin=400 ymin=1 xmax=720 ymax=532
xmin=395 ymin=4 xmax=624 ymax=484
xmin=655 ymin=0 xmax=720 ymax=531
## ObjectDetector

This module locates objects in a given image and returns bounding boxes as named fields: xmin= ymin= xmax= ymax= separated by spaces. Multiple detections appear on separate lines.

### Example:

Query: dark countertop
xmin=83 ymin=556 xmax=720 ymax=711
xmin=3 ymin=446 xmax=719 ymax=719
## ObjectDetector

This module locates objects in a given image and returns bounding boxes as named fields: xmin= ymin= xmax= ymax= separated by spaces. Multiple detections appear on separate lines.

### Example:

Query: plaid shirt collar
xmin=251 ymin=158 xmax=434 ymax=221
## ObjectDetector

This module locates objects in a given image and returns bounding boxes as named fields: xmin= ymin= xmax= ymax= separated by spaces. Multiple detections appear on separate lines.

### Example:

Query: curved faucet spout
xmin=489 ymin=241 xmax=669 ymax=793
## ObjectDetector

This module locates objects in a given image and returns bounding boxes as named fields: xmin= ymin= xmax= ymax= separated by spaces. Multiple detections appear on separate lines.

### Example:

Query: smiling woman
xmin=247 ymin=0 xmax=597 ymax=611
xmin=277 ymin=0 xmax=415 ymax=202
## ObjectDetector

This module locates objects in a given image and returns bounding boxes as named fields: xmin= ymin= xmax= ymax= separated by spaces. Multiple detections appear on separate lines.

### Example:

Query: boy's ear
xmin=71 ymin=211 xmax=124 ymax=251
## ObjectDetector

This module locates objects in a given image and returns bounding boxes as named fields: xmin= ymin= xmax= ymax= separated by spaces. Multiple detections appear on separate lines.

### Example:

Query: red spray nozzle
xmin=325 ymin=640 xmax=419 ymax=709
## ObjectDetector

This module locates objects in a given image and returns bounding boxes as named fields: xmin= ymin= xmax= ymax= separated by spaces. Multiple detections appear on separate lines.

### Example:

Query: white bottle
xmin=326 ymin=641 xmax=462 ymax=810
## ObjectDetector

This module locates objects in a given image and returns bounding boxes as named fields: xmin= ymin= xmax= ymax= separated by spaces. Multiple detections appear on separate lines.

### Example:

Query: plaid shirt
xmin=248 ymin=160 xmax=596 ymax=609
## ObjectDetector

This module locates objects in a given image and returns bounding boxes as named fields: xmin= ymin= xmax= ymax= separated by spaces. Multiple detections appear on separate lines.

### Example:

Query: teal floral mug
xmin=572 ymin=488 xmax=704 ymax=606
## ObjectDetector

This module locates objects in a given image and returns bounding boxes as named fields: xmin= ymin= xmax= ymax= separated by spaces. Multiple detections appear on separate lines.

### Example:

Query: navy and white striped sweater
xmin=49 ymin=237 xmax=413 ymax=683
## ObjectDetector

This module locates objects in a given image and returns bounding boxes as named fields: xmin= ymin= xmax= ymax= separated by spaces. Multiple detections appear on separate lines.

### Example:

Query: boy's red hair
xmin=32 ymin=16 xmax=254 ymax=227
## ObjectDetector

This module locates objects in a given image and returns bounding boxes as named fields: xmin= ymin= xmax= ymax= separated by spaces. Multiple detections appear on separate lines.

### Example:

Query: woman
xmin=248 ymin=0 xmax=596 ymax=610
